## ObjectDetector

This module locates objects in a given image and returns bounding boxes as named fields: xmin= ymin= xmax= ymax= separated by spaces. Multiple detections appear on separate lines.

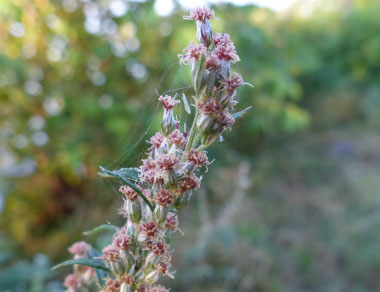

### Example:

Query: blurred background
xmin=1 ymin=0 xmax=380 ymax=291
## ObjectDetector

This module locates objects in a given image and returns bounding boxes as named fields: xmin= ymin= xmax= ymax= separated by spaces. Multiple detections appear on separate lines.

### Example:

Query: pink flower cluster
xmin=102 ymin=227 xmax=132 ymax=262
xmin=64 ymin=241 xmax=95 ymax=292
xmin=183 ymin=6 xmax=215 ymax=22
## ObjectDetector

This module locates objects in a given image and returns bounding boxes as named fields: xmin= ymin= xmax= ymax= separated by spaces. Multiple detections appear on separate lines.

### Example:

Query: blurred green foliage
xmin=1 ymin=0 xmax=380 ymax=290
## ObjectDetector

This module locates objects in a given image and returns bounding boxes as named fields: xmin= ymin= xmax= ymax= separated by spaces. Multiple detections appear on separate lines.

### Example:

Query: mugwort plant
xmin=54 ymin=6 xmax=252 ymax=292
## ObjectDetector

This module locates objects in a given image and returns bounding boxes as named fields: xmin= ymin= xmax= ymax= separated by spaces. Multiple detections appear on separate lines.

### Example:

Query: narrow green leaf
xmin=232 ymin=106 xmax=253 ymax=120
xmin=98 ymin=167 xmax=139 ymax=182
xmin=182 ymin=93 xmax=191 ymax=114
xmin=99 ymin=166 xmax=154 ymax=212
xmin=191 ymin=55 xmax=205 ymax=95
xmin=52 ymin=259 xmax=110 ymax=272
xmin=83 ymin=224 xmax=119 ymax=236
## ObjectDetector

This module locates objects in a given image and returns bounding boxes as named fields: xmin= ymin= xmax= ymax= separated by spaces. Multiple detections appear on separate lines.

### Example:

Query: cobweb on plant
xmin=97 ymin=60 xmax=194 ymax=222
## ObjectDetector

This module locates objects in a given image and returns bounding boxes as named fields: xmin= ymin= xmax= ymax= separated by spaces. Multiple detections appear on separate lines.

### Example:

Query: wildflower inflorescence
xmin=62 ymin=6 xmax=250 ymax=292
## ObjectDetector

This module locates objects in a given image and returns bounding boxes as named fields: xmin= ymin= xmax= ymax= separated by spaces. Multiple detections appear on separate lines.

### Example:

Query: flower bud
xmin=184 ymin=7 xmax=215 ymax=47
xmin=196 ymin=19 xmax=213 ymax=47
xmin=191 ymin=53 xmax=205 ymax=94
xmin=174 ymin=191 xmax=192 ymax=209
xmin=201 ymin=128 xmax=222 ymax=147
xmin=127 ymin=200 xmax=142 ymax=224
xmin=126 ymin=220 xmax=135 ymax=237
xmin=154 ymin=205 xmax=167 ymax=224
xmin=196 ymin=113 xmax=215 ymax=135
xmin=120 ymin=283 xmax=132 ymax=292
xmin=145 ymin=270 xmax=160 ymax=284
xmin=200 ymin=71 xmax=217 ymax=97
xmin=161 ymin=110 xmax=176 ymax=136
xmin=110 ymin=261 xmax=125 ymax=276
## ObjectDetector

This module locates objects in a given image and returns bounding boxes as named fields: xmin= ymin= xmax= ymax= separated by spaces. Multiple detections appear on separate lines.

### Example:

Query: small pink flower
xmin=150 ymin=132 xmax=165 ymax=148
xmin=196 ymin=98 xmax=222 ymax=114
xmin=101 ymin=244 xmax=120 ymax=262
xmin=140 ymin=157 xmax=156 ymax=171
xmin=156 ymin=153 xmax=179 ymax=170
xmin=157 ymin=262 xmax=170 ymax=274
xmin=214 ymin=43 xmax=240 ymax=63
xmin=205 ymin=53 xmax=221 ymax=71
xmin=113 ymin=228 xmax=132 ymax=250
xmin=120 ymin=274 xmax=135 ymax=285
xmin=165 ymin=212 xmax=179 ymax=231
xmin=186 ymin=148 xmax=209 ymax=167
xmin=183 ymin=6 xmax=215 ymax=22
xmin=154 ymin=189 xmax=174 ymax=207
xmin=119 ymin=185 xmax=139 ymax=201
xmin=217 ymin=110 xmax=235 ymax=129
xmin=63 ymin=274 xmax=79 ymax=290
xmin=139 ymin=157 xmax=157 ymax=184
xmin=180 ymin=174 xmax=200 ymax=192
xmin=168 ymin=129 xmax=186 ymax=148
xmin=136 ymin=284 xmax=151 ymax=292
xmin=139 ymin=221 xmax=159 ymax=238
xmin=140 ymin=169 xmax=156 ymax=185
xmin=104 ymin=278 xmax=121 ymax=291
xmin=118 ymin=205 xmax=129 ymax=218
xmin=178 ymin=42 xmax=206 ymax=65
xmin=158 ymin=95 xmax=180 ymax=112
xmin=213 ymin=33 xmax=232 ymax=47
xmin=68 ymin=241 xmax=90 ymax=257
xmin=223 ymin=72 xmax=244 ymax=91
xmin=149 ymin=241 xmax=167 ymax=256
xmin=150 ymin=285 xmax=169 ymax=292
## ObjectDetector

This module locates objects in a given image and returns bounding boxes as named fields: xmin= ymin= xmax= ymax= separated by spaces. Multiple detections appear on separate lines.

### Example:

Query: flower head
xmin=113 ymin=227 xmax=132 ymax=250
xmin=64 ymin=274 xmax=79 ymax=291
xmin=150 ymin=132 xmax=165 ymax=148
xmin=119 ymin=185 xmax=139 ymax=201
xmin=156 ymin=153 xmax=179 ymax=170
xmin=214 ymin=43 xmax=240 ymax=63
xmin=205 ymin=53 xmax=221 ymax=71
xmin=165 ymin=212 xmax=179 ymax=231
xmin=149 ymin=240 xmax=167 ymax=256
xmin=154 ymin=189 xmax=174 ymax=207
xmin=120 ymin=274 xmax=135 ymax=285
xmin=178 ymin=42 xmax=206 ymax=65
xmin=150 ymin=285 xmax=170 ymax=292
xmin=184 ymin=6 xmax=215 ymax=22
xmin=139 ymin=221 xmax=159 ymax=238
xmin=101 ymin=244 xmax=120 ymax=262
xmin=217 ymin=110 xmax=235 ymax=129
xmin=168 ymin=129 xmax=186 ymax=148
xmin=196 ymin=97 xmax=222 ymax=115
xmin=186 ymin=148 xmax=209 ymax=167
xmin=68 ymin=241 xmax=90 ymax=257
xmin=223 ymin=72 xmax=244 ymax=91
xmin=103 ymin=278 xmax=121 ymax=292
xmin=213 ymin=33 xmax=232 ymax=47
xmin=179 ymin=174 xmax=200 ymax=192
xmin=159 ymin=95 xmax=180 ymax=112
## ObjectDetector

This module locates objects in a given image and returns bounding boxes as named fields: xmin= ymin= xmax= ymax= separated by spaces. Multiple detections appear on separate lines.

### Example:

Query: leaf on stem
xmin=52 ymin=258 xmax=111 ymax=272
xmin=83 ymin=224 xmax=119 ymax=236
xmin=182 ymin=93 xmax=191 ymax=114
xmin=232 ymin=106 xmax=253 ymax=120
xmin=98 ymin=167 xmax=139 ymax=182
xmin=99 ymin=166 xmax=154 ymax=212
